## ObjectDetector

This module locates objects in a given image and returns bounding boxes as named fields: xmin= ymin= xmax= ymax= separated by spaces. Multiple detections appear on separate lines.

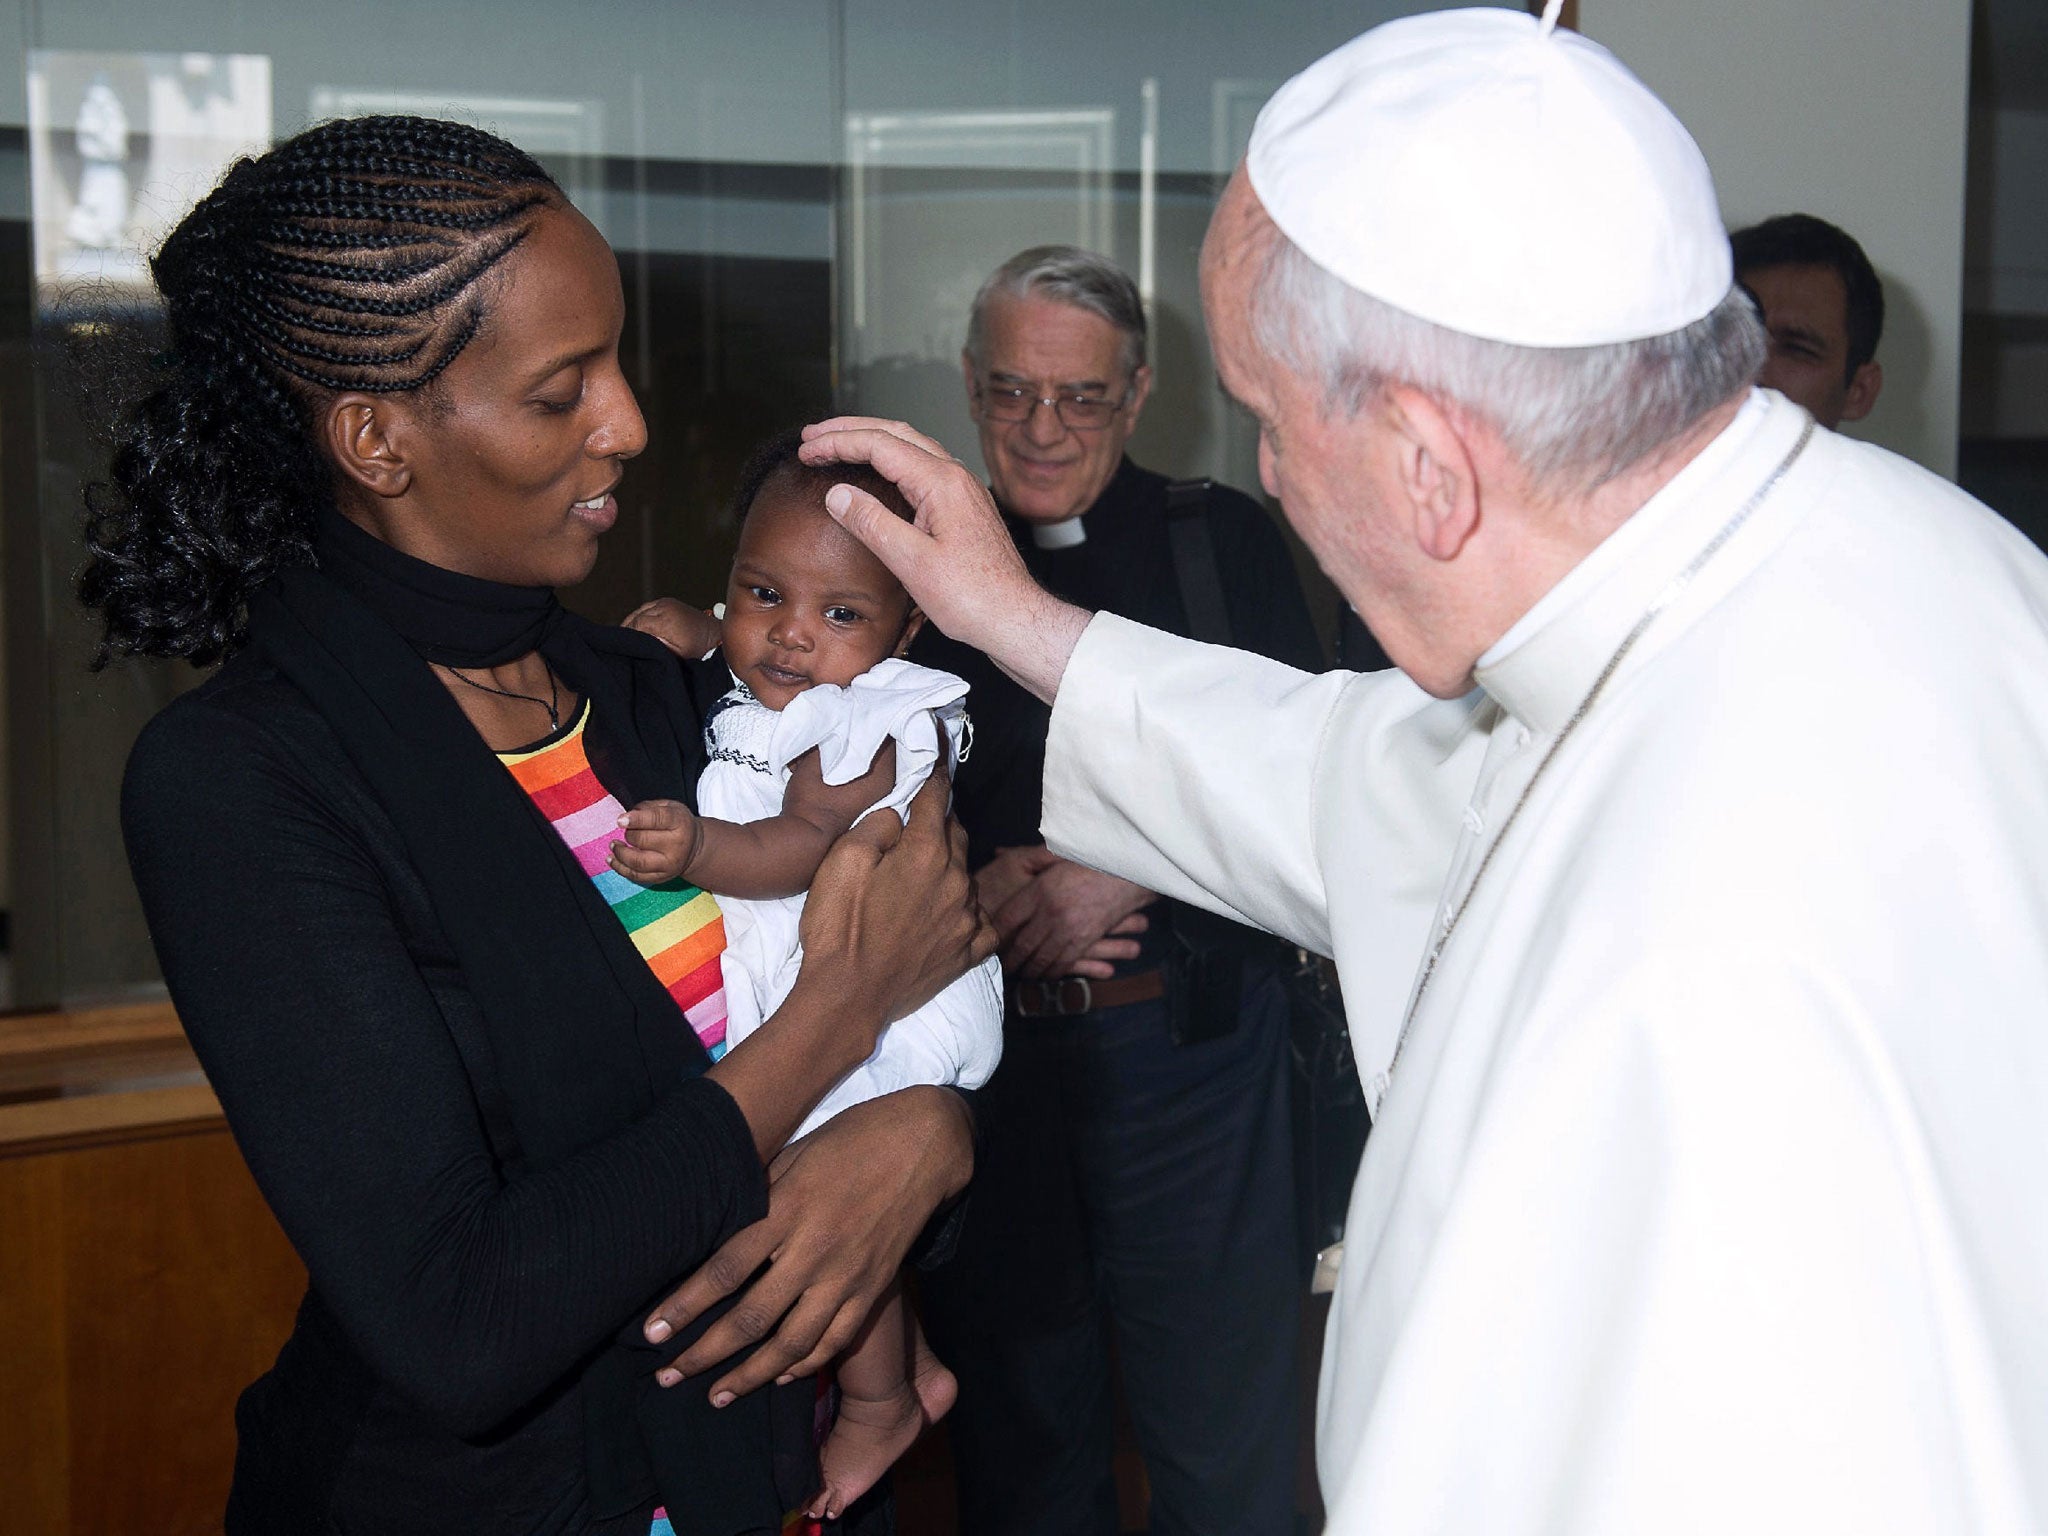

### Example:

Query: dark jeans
xmin=919 ymin=968 xmax=1299 ymax=1536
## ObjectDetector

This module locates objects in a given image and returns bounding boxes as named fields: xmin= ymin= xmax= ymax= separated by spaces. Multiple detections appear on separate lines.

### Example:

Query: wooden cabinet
xmin=0 ymin=1003 xmax=304 ymax=1536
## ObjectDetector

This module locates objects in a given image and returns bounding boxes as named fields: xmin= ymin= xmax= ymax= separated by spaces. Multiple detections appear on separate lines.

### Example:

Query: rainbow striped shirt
xmin=503 ymin=705 xmax=817 ymax=1536
xmin=498 ymin=700 xmax=730 ymax=1061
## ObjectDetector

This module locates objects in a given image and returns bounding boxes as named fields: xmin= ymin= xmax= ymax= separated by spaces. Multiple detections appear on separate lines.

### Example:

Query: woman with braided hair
xmin=82 ymin=115 xmax=991 ymax=1536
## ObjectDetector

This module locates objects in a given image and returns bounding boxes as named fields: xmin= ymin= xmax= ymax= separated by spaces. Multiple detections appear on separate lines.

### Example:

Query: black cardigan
xmin=123 ymin=641 xmax=767 ymax=1535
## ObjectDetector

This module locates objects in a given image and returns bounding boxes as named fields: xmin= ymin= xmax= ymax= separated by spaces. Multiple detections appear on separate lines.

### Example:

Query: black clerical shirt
xmin=911 ymin=457 xmax=1323 ymax=973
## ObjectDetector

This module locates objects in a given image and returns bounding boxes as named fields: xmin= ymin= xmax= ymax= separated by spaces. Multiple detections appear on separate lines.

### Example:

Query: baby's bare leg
xmin=806 ymin=1275 xmax=957 ymax=1521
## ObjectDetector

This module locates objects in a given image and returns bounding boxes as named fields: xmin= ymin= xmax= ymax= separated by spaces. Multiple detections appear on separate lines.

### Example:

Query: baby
xmin=615 ymin=428 xmax=1003 ymax=1522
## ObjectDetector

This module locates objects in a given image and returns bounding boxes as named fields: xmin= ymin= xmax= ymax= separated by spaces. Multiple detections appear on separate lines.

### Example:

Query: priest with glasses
xmin=909 ymin=244 xmax=1323 ymax=1536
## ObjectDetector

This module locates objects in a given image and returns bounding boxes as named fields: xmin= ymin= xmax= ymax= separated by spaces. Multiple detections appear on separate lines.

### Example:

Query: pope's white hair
xmin=1251 ymin=232 xmax=1766 ymax=495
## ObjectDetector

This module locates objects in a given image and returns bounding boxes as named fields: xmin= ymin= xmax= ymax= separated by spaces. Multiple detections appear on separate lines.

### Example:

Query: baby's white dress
xmin=700 ymin=657 xmax=1004 ymax=1139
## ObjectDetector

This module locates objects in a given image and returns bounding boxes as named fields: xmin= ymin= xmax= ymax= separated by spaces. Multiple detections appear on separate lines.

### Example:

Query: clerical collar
xmin=314 ymin=508 xmax=564 ymax=668
xmin=1031 ymin=517 xmax=1088 ymax=549
xmin=1002 ymin=456 xmax=1145 ymax=548
xmin=1474 ymin=389 xmax=1792 ymax=736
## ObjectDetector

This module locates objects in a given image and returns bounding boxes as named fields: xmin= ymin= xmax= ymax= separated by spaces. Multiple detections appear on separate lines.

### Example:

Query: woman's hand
xmin=706 ymin=763 xmax=997 ymax=1156
xmin=642 ymin=1085 xmax=974 ymax=1402
xmin=624 ymin=596 xmax=722 ymax=660
xmin=794 ymin=762 xmax=995 ymax=1030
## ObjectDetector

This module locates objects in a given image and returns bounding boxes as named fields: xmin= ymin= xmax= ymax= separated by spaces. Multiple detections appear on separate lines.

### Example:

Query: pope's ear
xmin=1381 ymin=384 xmax=1479 ymax=563
xmin=321 ymin=392 xmax=414 ymax=499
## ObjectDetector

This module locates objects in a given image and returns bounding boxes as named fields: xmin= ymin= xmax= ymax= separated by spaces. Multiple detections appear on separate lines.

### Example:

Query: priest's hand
xmin=641 ymin=1085 xmax=974 ymax=1403
xmin=973 ymin=844 xmax=1056 ymax=918
xmin=994 ymin=852 xmax=1155 ymax=980
xmin=799 ymin=416 xmax=1092 ymax=705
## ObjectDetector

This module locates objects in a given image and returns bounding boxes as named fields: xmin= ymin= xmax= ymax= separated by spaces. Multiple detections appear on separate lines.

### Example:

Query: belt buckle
xmin=1019 ymin=976 xmax=1093 ymax=1017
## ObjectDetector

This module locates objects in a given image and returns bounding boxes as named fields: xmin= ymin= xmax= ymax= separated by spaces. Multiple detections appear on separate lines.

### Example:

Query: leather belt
xmin=1009 ymin=967 xmax=1167 ymax=1018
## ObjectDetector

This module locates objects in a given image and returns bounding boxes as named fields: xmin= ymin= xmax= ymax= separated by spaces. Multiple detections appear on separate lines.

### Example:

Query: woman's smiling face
xmin=721 ymin=476 xmax=922 ymax=711
xmin=333 ymin=201 xmax=649 ymax=590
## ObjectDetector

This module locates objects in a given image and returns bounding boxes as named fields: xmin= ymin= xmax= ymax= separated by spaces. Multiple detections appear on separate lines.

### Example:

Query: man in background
xmin=911 ymin=245 xmax=1321 ymax=1536
xmin=1732 ymin=212 xmax=1885 ymax=429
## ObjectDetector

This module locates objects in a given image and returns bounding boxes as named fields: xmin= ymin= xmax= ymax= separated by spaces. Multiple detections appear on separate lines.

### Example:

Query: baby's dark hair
xmin=730 ymin=426 xmax=916 ymax=528
xmin=78 ymin=114 xmax=561 ymax=667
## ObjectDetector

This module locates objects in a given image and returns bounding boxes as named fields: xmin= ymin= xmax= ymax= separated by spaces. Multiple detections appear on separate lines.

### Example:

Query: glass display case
xmin=0 ymin=0 xmax=1421 ymax=1010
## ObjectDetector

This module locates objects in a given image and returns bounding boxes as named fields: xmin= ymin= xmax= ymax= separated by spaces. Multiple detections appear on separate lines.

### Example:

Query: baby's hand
xmin=611 ymin=799 xmax=703 ymax=886
xmin=623 ymin=597 xmax=722 ymax=660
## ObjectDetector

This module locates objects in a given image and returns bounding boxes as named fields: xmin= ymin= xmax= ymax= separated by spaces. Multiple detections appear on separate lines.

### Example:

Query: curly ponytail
xmin=79 ymin=115 xmax=561 ymax=667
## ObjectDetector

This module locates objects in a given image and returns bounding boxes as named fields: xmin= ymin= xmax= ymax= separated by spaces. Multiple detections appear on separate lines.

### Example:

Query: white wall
xmin=1591 ymin=0 xmax=1974 ymax=477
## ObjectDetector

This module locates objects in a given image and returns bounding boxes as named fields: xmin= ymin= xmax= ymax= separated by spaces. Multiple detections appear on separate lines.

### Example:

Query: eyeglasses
xmin=974 ymin=378 xmax=1132 ymax=431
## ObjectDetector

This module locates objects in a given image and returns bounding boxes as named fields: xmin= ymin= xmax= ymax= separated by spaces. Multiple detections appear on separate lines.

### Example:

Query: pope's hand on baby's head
xmin=623 ymin=598 xmax=722 ymax=661
xmin=610 ymin=798 xmax=703 ymax=886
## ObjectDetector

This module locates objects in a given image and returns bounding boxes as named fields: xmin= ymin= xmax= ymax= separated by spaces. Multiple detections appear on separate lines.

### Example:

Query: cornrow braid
xmin=79 ymin=115 xmax=561 ymax=666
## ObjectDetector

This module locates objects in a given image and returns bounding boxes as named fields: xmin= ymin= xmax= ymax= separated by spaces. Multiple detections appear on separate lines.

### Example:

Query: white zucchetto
xmin=1246 ymin=6 xmax=1731 ymax=349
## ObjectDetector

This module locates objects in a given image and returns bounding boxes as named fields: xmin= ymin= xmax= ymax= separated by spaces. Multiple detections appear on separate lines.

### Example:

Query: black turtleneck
xmin=314 ymin=508 xmax=566 ymax=667
xmin=118 ymin=527 xmax=780 ymax=1534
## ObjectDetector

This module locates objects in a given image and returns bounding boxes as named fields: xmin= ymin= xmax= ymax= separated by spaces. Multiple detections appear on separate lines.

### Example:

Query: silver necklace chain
xmin=1368 ymin=419 xmax=1815 ymax=1114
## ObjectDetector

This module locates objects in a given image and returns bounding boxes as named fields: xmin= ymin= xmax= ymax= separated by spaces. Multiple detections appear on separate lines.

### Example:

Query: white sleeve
xmin=1041 ymin=612 xmax=1419 ymax=955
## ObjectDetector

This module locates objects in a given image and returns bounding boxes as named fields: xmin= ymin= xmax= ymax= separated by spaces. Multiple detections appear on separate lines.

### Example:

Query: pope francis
xmin=799 ymin=6 xmax=2048 ymax=1534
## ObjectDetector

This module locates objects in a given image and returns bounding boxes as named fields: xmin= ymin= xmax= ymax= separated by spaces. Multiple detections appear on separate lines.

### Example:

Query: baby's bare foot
xmin=805 ymin=1350 xmax=957 ymax=1522
xmin=909 ymin=1333 xmax=958 ymax=1425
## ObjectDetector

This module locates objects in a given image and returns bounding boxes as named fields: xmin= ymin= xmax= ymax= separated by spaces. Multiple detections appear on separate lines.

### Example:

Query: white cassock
xmin=1041 ymin=389 xmax=2048 ymax=1534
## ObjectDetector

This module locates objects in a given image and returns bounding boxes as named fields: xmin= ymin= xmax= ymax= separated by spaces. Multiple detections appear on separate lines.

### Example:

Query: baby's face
xmin=722 ymin=482 xmax=920 ymax=711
